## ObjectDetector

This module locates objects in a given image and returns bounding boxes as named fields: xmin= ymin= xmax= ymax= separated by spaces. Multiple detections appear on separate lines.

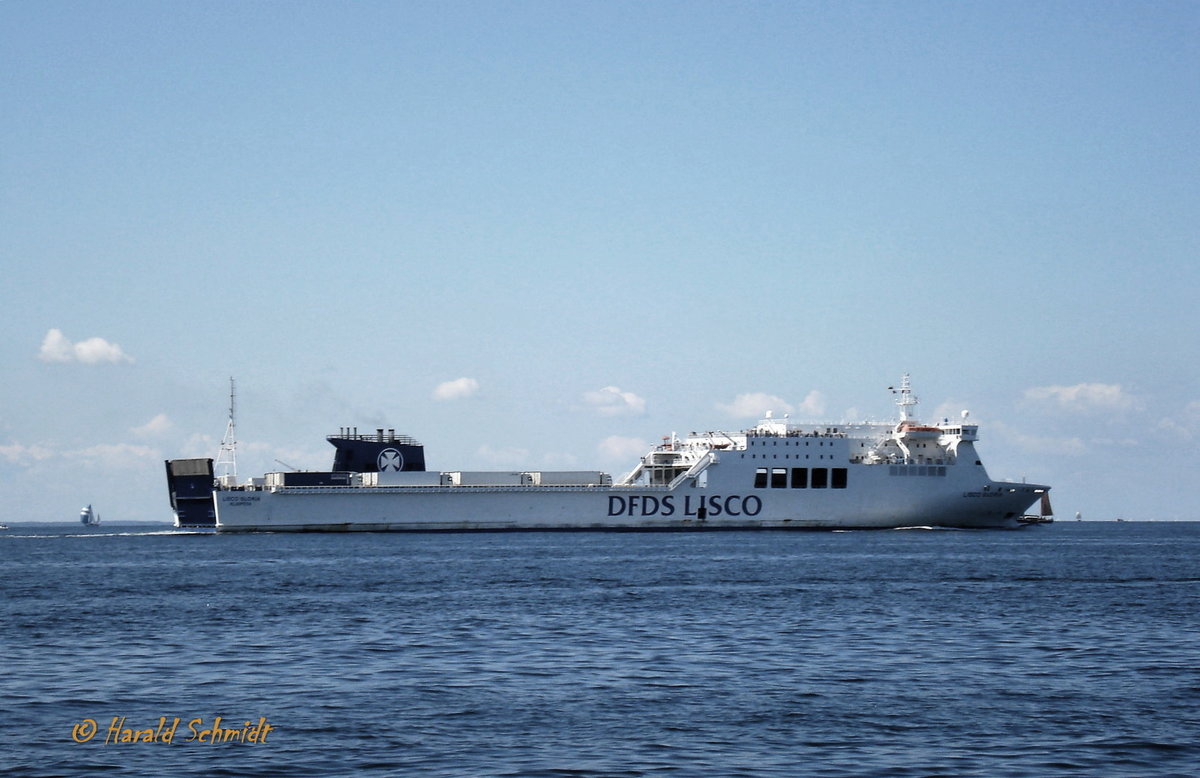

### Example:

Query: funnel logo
xmin=377 ymin=448 xmax=404 ymax=472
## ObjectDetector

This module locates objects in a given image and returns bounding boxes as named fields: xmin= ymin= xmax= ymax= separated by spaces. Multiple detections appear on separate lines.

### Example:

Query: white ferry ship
xmin=165 ymin=376 xmax=1049 ymax=533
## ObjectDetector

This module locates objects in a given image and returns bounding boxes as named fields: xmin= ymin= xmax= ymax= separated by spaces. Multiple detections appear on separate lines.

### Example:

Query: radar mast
xmin=214 ymin=377 xmax=238 ymax=482
xmin=894 ymin=373 xmax=918 ymax=422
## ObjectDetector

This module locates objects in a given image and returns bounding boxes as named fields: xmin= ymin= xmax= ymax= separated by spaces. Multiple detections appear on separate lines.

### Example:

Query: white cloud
xmin=475 ymin=444 xmax=529 ymax=466
xmin=38 ymin=329 xmax=74 ymax=362
xmin=718 ymin=392 xmax=792 ymax=419
xmin=62 ymin=443 xmax=160 ymax=466
xmin=132 ymin=413 xmax=173 ymax=437
xmin=1005 ymin=430 xmax=1088 ymax=457
xmin=74 ymin=336 xmax=134 ymax=364
xmin=38 ymin=328 xmax=134 ymax=364
xmin=182 ymin=433 xmax=218 ymax=459
xmin=1 ymin=440 xmax=161 ymax=469
xmin=716 ymin=390 xmax=825 ymax=420
xmin=433 ymin=377 xmax=480 ymax=401
xmin=537 ymin=452 xmax=580 ymax=468
xmin=1024 ymin=383 xmax=1138 ymax=413
xmin=932 ymin=401 xmax=974 ymax=425
xmin=1158 ymin=400 xmax=1200 ymax=439
xmin=598 ymin=435 xmax=648 ymax=461
xmin=0 ymin=442 xmax=55 ymax=464
xmin=795 ymin=390 xmax=826 ymax=417
xmin=583 ymin=386 xmax=646 ymax=416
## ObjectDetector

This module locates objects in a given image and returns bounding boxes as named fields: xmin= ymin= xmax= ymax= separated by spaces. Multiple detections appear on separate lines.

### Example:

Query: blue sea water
xmin=2 ymin=522 xmax=1198 ymax=777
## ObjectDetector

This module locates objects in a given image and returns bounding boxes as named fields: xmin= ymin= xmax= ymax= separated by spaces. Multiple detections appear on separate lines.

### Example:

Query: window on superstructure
xmin=832 ymin=468 xmax=847 ymax=489
xmin=791 ymin=468 xmax=807 ymax=488
xmin=754 ymin=468 xmax=768 ymax=488
xmin=811 ymin=468 xmax=828 ymax=489
xmin=771 ymin=468 xmax=787 ymax=488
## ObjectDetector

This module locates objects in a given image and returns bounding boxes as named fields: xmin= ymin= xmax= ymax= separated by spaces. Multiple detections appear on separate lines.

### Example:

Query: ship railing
xmin=270 ymin=483 xmax=661 ymax=494
xmin=745 ymin=429 xmax=849 ymax=439
xmin=326 ymin=429 xmax=422 ymax=446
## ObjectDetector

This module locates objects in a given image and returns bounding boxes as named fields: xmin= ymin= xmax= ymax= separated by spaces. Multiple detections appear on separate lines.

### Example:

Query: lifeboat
xmin=898 ymin=422 xmax=941 ymax=439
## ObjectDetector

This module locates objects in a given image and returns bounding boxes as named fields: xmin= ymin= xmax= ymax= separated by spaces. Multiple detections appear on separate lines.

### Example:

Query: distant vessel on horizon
xmin=79 ymin=504 xmax=101 ymax=526
xmin=1017 ymin=492 xmax=1054 ymax=525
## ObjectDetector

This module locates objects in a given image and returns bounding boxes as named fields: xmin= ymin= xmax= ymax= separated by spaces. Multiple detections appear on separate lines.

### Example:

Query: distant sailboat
xmin=79 ymin=504 xmax=101 ymax=526
xmin=1018 ymin=492 xmax=1054 ymax=525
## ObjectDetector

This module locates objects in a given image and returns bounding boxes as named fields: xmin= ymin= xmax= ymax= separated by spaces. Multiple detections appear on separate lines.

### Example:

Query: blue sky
xmin=2 ymin=1 xmax=1197 ymax=522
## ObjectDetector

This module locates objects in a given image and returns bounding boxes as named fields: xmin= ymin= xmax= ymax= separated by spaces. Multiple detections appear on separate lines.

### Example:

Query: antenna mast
xmin=214 ymin=377 xmax=238 ymax=481
xmin=894 ymin=373 xmax=918 ymax=422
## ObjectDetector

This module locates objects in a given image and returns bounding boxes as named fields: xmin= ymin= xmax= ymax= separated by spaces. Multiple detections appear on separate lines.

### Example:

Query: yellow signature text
xmin=71 ymin=716 xmax=274 ymax=745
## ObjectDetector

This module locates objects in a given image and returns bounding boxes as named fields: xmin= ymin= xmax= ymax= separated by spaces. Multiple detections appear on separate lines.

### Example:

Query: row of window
xmin=890 ymin=465 xmax=948 ymax=477
xmin=754 ymin=467 xmax=848 ymax=489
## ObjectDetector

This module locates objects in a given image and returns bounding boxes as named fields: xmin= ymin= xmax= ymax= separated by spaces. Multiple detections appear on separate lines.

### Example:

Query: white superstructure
xmin=194 ymin=376 xmax=1049 ymax=533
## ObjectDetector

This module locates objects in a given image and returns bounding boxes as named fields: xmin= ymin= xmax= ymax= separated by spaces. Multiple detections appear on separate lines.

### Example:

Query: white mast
xmin=214 ymin=377 xmax=238 ymax=482
xmin=894 ymin=373 xmax=918 ymax=422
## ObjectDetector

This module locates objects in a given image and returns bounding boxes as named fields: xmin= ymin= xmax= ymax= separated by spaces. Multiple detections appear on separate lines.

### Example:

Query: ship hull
xmin=214 ymin=467 xmax=1044 ymax=533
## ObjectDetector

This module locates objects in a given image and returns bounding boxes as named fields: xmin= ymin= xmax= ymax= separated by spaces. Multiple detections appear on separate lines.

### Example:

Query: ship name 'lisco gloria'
xmin=165 ymin=375 xmax=1051 ymax=533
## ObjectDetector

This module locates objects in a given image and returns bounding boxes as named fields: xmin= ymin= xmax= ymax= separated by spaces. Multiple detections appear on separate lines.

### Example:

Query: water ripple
xmin=2 ymin=522 xmax=1199 ymax=776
